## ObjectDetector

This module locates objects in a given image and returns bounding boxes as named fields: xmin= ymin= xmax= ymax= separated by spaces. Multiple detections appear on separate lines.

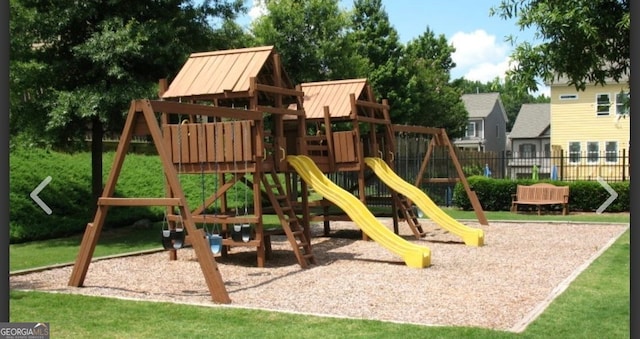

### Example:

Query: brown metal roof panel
xmin=304 ymin=85 xmax=323 ymax=119
xmin=208 ymin=53 xmax=242 ymax=94
xmin=330 ymin=82 xmax=365 ymax=118
xmin=199 ymin=52 xmax=229 ymax=95
xmin=234 ymin=49 xmax=273 ymax=91
xmin=163 ymin=46 xmax=276 ymax=99
xmin=336 ymin=82 xmax=365 ymax=117
xmin=304 ymin=78 xmax=368 ymax=87
xmin=185 ymin=56 xmax=220 ymax=96
xmin=221 ymin=52 xmax=257 ymax=93
xmin=306 ymin=85 xmax=331 ymax=119
xmin=190 ymin=45 xmax=274 ymax=58
xmin=163 ymin=57 xmax=201 ymax=98
xmin=327 ymin=84 xmax=348 ymax=118
xmin=299 ymin=80 xmax=362 ymax=119
xmin=293 ymin=79 xmax=368 ymax=119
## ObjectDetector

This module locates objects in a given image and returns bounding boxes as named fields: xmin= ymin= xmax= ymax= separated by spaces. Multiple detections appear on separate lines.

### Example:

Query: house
xmin=507 ymin=103 xmax=551 ymax=179
xmin=549 ymin=75 xmax=630 ymax=181
xmin=455 ymin=93 xmax=508 ymax=153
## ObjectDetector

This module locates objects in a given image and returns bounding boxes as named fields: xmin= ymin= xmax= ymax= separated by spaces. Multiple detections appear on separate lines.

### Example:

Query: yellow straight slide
xmin=287 ymin=155 xmax=431 ymax=268
xmin=364 ymin=157 xmax=484 ymax=247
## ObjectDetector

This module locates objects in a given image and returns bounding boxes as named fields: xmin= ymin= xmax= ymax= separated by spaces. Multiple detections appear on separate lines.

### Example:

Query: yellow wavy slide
xmin=287 ymin=155 xmax=431 ymax=268
xmin=364 ymin=157 xmax=484 ymax=247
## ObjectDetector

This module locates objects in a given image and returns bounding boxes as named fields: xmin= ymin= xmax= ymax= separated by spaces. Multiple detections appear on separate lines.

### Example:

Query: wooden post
xmin=69 ymin=99 xmax=231 ymax=303
xmin=439 ymin=129 xmax=488 ymax=226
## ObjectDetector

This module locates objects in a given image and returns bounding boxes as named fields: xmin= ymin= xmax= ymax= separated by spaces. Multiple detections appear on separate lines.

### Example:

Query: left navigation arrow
xmin=30 ymin=176 xmax=53 ymax=215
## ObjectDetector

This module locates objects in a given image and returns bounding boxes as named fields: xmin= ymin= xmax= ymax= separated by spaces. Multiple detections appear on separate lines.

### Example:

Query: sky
xmin=240 ymin=0 xmax=549 ymax=96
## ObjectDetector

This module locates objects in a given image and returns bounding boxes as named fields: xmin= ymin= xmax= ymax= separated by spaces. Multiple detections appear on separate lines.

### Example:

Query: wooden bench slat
xmin=511 ymin=183 xmax=569 ymax=215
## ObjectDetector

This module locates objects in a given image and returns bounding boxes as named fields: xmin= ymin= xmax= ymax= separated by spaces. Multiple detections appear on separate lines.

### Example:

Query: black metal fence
xmin=330 ymin=136 xmax=630 ymax=207
xmin=393 ymin=149 xmax=630 ymax=182
xmin=95 ymin=134 xmax=629 ymax=207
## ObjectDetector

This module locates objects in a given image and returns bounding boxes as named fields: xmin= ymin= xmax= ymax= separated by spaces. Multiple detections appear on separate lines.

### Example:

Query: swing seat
xmin=207 ymin=233 xmax=223 ymax=254
xmin=161 ymin=230 xmax=173 ymax=250
xmin=231 ymin=224 xmax=243 ymax=242
xmin=162 ymin=229 xmax=185 ymax=250
xmin=172 ymin=228 xmax=185 ymax=249
xmin=241 ymin=224 xmax=252 ymax=243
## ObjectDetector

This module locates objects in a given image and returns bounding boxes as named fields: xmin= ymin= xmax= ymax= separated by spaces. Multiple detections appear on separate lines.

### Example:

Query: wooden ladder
xmin=262 ymin=169 xmax=315 ymax=268
xmin=397 ymin=195 xmax=426 ymax=239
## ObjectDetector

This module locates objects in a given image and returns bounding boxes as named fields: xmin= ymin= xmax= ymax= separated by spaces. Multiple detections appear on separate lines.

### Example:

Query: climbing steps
xmin=262 ymin=169 xmax=315 ymax=268
xmin=396 ymin=196 xmax=426 ymax=239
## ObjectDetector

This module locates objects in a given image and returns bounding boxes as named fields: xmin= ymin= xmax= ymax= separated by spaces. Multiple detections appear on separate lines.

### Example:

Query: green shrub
xmin=10 ymin=147 xmax=256 ymax=243
xmin=567 ymin=181 xmax=629 ymax=212
xmin=10 ymin=148 xmax=93 ymax=242
xmin=9 ymin=147 xmax=240 ymax=243
xmin=452 ymin=176 xmax=518 ymax=211
xmin=453 ymin=177 xmax=629 ymax=213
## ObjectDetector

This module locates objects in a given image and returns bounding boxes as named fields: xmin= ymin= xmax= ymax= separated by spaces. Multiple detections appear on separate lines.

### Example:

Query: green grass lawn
xmin=9 ymin=211 xmax=629 ymax=338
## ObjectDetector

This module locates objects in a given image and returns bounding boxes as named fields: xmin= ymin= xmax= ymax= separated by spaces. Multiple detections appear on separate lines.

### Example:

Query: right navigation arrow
xmin=596 ymin=177 xmax=618 ymax=214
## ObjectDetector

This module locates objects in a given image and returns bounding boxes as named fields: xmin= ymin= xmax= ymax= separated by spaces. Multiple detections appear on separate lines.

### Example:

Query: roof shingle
xmin=509 ymin=103 xmax=550 ymax=139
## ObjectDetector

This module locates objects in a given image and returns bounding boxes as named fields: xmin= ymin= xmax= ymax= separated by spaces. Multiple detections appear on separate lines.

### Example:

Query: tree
xmin=401 ymin=28 xmax=467 ymax=136
xmin=349 ymin=0 xmax=408 ymax=122
xmin=10 ymin=0 xmax=246 ymax=211
xmin=491 ymin=0 xmax=630 ymax=92
xmin=251 ymin=0 xmax=364 ymax=83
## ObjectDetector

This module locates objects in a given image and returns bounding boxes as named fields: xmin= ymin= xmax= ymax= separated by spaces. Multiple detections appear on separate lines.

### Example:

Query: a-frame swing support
xmin=392 ymin=125 xmax=489 ymax=226
xmin=68 ymin=99 xmax=231 ymax=304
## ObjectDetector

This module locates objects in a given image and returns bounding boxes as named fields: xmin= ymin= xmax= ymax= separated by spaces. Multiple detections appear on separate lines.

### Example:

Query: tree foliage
xmin=251 ymin=0 xmax=364 ymax=83
xmin=491 ymin=0 xmax=630 ymax=92
xmin=10 ymin=0 xmax=245 ymax=146
xmin=350 ymin=0 xmax=408 ymax=122
xmin=401 ymin=29 xmax=467 ymax=136
xmin=10 ymin=0 xmax=246 ymax=209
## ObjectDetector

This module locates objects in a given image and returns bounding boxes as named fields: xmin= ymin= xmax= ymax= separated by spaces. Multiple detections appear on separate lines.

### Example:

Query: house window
xmin=605 ymin=141 xmax=618 ymax=163
xmin=519 ymin=143 xmax=536 ymax=158
xmin=569 ymin=142 xmax=581 ymax=163
xmin=596 ymin=93 xmax=611 ymax=116
xmin=559 ymin=94 xmax=578 ymax=100
xmin=616 ymin=91 xmax=630 ymax=115
xmin=466 ymin=122 xmax=476 ymax=137
xmin=587 ymin=142 xmax=599 ymax=163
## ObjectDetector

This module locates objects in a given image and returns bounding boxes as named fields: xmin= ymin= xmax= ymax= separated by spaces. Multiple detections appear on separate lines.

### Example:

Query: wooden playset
xmin=68 ymin=46 xmax=486 ymax=304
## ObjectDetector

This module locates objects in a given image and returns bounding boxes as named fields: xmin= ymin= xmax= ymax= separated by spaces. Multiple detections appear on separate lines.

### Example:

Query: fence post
xmin=560 ymin=150 xmax=564 ymax=181
xmin=622 ymin=148 xmax=626 ymax=181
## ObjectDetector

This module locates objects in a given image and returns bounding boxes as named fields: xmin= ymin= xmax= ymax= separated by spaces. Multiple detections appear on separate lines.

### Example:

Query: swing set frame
xmin=68 ymin=46 xmax=486 ymax=305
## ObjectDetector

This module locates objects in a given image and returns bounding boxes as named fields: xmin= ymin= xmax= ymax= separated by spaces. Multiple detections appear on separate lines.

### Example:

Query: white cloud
xmin=248 ymin=0 xmax=268 ymax=21
xmin=450 ymin=29 xmax=511 ymax=82
xmin=451 ymin=30 xmax=508 ymax=69
xmin=464 ymin=60 xmax=511 ymax=83
xmin=448 ymin=30 xmax=550 ymax=97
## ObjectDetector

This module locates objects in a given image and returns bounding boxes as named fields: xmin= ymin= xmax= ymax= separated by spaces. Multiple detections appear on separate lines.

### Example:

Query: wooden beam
xmin=256 ymin=105 xmax=304 ymax=116
xmin=98 ymin=198 xmax=182 ymax=206
xmin=439 ymin=130 xmax=489 ymax=226
xmin=141 ymin=101 xmax=231 ymax=303
xmin=148 ymin=100 xmax=263 ymax=121
xmin=355 ymin=99 xmax=389 ymax=110
xmin=357 ymin=115 xmax=390 ymax=124
xmin=255 ymin=83 xmax=304 ymax=97
xmin=68 ymin=101 xmax=140 ymax=288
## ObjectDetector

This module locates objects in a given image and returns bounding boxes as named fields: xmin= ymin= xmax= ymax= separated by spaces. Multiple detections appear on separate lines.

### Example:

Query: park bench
xmin=511 ymin=183 xmax=569 ymax=215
